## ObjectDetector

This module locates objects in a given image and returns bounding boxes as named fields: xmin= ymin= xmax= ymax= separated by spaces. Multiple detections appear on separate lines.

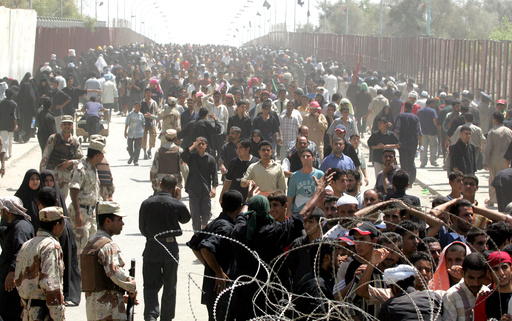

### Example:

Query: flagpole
xmin=307 ymin=0 xmax=310 ymax=32
xmin=324 ymin=0 xmax=326 ymax=33
xmin=294 ymin=0 xmax=296 ymax=32
xmin=345 ymin=0 xmax=349 ymax=34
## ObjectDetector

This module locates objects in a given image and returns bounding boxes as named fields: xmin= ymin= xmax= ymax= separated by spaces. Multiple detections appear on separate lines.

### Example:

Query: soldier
xmin=69 ymin=140 xmax=104 ymax=252
xmin=90 ymin=135 xmax=115 ymax=201
xmin=139 ymin=175 xmax=190 ymax=321
xmin=15 ymin=206 xmax=66 ymax=321
xmin=150 ymin=129 xmax=183 ymax=193
xmin=158 ymin=96 xmax=181 ymax=144
xmin=40 ymin=115 xmax=83 ymax=199
xmin=80 ymin=201 xmax=136 ymax=321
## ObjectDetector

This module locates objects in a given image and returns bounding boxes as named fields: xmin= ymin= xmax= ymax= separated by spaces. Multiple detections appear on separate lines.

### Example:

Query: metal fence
xmin=37 ymin=16 xmax=106 ymax=28
xmin=247 ymin=32 xmax=512 ymax=101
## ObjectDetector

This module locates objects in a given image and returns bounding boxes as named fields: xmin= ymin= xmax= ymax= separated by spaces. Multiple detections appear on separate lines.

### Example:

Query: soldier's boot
xmin=148 ymin=148 xmax=152 ymax=159
xmin=144 ymin=149 xmax=148 ymax=160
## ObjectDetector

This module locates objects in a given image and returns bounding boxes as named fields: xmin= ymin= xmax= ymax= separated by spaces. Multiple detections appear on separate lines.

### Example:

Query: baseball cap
xmin=497 ymin=99 xmax=507 ymax=105
xmin=262 ymin=99 xmax=272 ymax=107
xmin=39 ymin=206 xmax=67 ymax=222
xmin=88 ymin=140 xmax=106 ymax=153
xmin=349 ymin=221 xmax=380 ymax=237
xmin=335 ymin=124 xmax=347 ymax=133
xmin=62 ymin=115 xmax=73 ymax=123
xmin=339 ymin=236 xmax=354 ymax=246
xmin=97 ymin=201 xmax=126 ymax=217
xmin=408 ymin=91 xmax=418 ymax=99
xmin=309 ymin=101 xmax=321 ymax=110
xmin=439 ymin=92 xmax=447 ymax=98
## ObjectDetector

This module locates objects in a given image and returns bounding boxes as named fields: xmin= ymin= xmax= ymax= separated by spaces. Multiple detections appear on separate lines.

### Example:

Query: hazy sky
xmin=91 ymin=0 xmax=322 ymax=45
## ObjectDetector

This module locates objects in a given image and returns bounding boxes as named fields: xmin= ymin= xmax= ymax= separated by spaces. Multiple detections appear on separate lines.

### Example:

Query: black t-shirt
xmin=252 ymin=115 xmax=280 ymax=144
xmin=367 ymin=130 xmax=400 ymax=164
xmin=486 ymin=290 xmax=512 ymax=320
xmin=225 ymin=156 xmax=259 ymax=200
xmin=220 ymin=141 xmax=238 ymax=164
xmin=62 ymin=87 xmax=87 ymax=115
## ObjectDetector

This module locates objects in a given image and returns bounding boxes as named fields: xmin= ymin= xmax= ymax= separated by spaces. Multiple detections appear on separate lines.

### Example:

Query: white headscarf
xmin=0 ymin=196 xmax=31 ymax=221
xmin=95 ymin=54 xmax=108 ymax=73
xmin=383 ymin=264 xmax=417 ymax=285
xmin=0 ymin=82 xmax=7 ymax=100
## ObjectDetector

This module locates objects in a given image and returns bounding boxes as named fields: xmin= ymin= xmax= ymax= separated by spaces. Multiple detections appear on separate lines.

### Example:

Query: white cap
xmin=336 ymin=194 xmax=359 ymax=206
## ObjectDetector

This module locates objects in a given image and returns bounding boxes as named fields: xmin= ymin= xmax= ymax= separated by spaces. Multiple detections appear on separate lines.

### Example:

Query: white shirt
xmin=101 ymin=80 xmax=118 ymax=104
xmin=207 ymin=102 xmax=229 ymax=134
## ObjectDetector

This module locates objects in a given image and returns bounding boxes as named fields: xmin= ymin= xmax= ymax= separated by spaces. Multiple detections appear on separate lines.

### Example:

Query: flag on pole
xmin=352 ymin=55 xmax=363 ymax=83
xmin=263 ymin=0 xmax=271 ymax=9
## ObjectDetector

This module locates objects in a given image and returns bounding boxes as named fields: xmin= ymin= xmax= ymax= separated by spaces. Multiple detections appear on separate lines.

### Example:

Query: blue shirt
xmin=417 ymin=106 xmax=438 ymax=136
xmin=319 ymin=153 xmax=356 ymax=172
xmin=287 ymin=168 xmax=325 ymax=213
xmin=181 ymin=109 xmax=198 ymax=129
xmin=84 ymin=101 xmax=103 ymax=118
xmin=125 ymin=110 xmax=145 ymax=138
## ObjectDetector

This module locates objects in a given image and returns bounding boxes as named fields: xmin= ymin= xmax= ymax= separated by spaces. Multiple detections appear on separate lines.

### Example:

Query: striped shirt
xmin=442 ymin=279 xmax=488 ymax=321
xmin=279 ymin=110 xmax=303 ymax=148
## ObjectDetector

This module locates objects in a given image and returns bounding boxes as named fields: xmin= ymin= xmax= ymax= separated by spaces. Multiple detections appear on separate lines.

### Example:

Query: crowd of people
xmin=2 ymin=41 xmax=512 ymax=321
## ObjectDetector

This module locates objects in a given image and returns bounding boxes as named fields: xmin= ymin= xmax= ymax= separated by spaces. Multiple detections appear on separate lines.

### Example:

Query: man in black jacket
xmin=180 ymin=137 xmax=218 ymax=231
xmin=187 ymin=190 xmax=243 ymax=321
xmin=139 ymin=175 xmax=191 ymax=321
xmin=178 ymin=107 xmax=222 ymax=150
xmin=450 ymin=125 xmax=476 ymax=175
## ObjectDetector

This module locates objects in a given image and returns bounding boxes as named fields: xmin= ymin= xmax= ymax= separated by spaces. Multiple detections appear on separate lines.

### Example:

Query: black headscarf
xmin=40 ymin=170 xmax=69 ymax=217
xmin=14 ymin=169 xmax=41 ymax=232
xmin=251 ymin=129 xmax=263 ymax=158
xmin=372 ymin=105 xmax=395 ymax=132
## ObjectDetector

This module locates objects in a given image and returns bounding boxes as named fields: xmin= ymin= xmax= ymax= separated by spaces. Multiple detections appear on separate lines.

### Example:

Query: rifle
xmin=126 ymin=259 xmax=136 ymax=321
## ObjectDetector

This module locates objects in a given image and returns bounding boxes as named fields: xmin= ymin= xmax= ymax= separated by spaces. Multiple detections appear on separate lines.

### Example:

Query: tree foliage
xmin=490 ymin=16 xmax=512 ymax=41
xmin=316 ymin=0 xmax=507 ymax=40
xmin=1 ymin=0 xmax=82 ymax=18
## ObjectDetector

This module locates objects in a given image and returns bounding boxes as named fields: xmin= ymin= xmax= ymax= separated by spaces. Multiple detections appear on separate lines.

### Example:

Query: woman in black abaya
xmin=40 ymin=170 xmax=81 ymax=305
xmin=16 ymin=73 xmax=39 ymax=143
xmin=14 ymin=169 xmax=41 ymax=232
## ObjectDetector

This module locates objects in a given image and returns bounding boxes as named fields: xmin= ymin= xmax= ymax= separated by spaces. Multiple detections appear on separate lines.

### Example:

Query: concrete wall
xmin=0 ymin=6 xmax=37 ymax=81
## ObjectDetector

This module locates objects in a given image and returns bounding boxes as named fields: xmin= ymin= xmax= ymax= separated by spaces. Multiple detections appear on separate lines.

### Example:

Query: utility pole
xmin=378 ymin=0 xmax=382 ymax=71
xmin=345 ymin=0 xmax=349 ymax=34
xmin=307 ymin=0 xmax=310 ymax=32
xmin=324 ymin=0 xmax=326 ymax=33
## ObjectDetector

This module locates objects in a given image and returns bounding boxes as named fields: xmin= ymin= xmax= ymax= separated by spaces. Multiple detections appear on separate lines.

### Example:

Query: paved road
xmin=0 ymin=114 xmax=495 ymax=320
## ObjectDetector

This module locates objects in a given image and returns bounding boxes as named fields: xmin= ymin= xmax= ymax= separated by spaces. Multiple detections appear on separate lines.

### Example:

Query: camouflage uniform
xmin=84 ymin=230 xmax=136 ymax=321
xmin=15 ymin=230 xmax=65 ymax=321
xmin=158 ymin=105 xmax=181 ymax=143
xmin=40 ymin=133 xmax=83 ymax=199
xmin=150 ymin=141 xmax=183 ymax=191
xmin=68 ymin=157 xmax=100 ymax=252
